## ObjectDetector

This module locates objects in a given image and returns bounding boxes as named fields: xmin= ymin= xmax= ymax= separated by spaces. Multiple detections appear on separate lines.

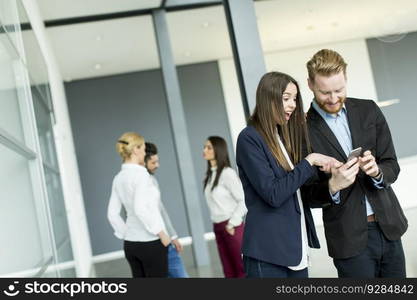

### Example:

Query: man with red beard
xmin=302 ymin=49 xmax=407 ymax=278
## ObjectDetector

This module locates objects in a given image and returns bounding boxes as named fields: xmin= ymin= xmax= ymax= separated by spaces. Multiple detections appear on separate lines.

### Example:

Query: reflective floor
xmin=95 ymin=207 xmax=417 ymax=278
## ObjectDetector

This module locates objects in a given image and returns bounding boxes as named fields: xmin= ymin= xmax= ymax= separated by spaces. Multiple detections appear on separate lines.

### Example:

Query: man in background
xmin=145 ymin=142 xmax=189 ymax=278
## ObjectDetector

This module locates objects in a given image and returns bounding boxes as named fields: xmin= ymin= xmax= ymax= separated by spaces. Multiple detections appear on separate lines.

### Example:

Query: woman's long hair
xmin=249 ymin=72 xmax=311 ymax=171
xmin=203 ymin=136 xmax=231 ymax=191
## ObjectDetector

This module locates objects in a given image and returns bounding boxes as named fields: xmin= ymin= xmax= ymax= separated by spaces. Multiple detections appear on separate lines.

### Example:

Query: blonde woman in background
xmin=107 ymin=132 xmax=170 ymax=277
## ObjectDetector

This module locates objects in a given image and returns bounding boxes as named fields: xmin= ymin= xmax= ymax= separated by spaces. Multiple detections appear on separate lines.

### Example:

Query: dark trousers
xmin=124 ymin=239 xmax=168 ymax=278
xmin=243 ymin=255 xmax=308 ymax=278
xmin=213 ymin=220 xmax=245 ymax=278
xmin=333 ymin=222 xmax=406 ymax=278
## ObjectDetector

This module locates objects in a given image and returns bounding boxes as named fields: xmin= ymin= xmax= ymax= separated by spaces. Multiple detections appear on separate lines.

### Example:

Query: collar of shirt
xmin=121 ymin=163 xmax=145 ymax=171
xmin=312 ymin=99 xmax=352 ymax=154
xmin=312 ymin=99 xmax=347 ymax=120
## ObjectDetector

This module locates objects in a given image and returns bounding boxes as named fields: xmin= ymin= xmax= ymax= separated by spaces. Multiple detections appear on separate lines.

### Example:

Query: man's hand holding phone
xmin=359 ymin=150 xmax=381 ymax=179
xmin=328 ymin=146 xmax=381 ymax=194
xmin=328 ymin=147 xmax=361 ymax=194
xmin=329 ymin=158 xmax=360 ymax=194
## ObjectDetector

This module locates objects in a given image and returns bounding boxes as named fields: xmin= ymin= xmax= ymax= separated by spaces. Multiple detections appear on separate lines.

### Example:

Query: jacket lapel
xmin=307 ymin=103 xmax=347 ymax=160
xmin=345 ymin=99 xmax=361 ymax=150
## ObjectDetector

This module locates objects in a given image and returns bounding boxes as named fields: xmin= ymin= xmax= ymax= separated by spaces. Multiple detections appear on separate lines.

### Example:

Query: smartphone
xmin=347 ymin=147 xmax=362 ymax=161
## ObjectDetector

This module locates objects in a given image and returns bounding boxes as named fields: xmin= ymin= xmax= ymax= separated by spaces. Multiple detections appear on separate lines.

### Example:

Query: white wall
xmin=217 ymin=59 xmax=246 ymax=153
xmin=392 ymin=155 xmax=417 ymax=210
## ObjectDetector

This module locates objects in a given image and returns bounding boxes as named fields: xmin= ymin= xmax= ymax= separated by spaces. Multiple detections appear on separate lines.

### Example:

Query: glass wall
xmin=0 ymin=0 xmax=73 ymax=277
xmin=17 ymin=0 xmax=75 ymax=274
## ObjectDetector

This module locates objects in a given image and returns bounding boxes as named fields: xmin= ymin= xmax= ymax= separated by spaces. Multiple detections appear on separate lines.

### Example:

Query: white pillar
xmin=21 ymin=0 xmax=95 ymax=277
xmin=217 ymin=59 xmax=246 ymax=153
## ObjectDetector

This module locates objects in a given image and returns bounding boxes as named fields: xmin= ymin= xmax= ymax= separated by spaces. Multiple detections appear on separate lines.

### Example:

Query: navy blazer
xmin=236 ymin=125 xmax=320 ymax=267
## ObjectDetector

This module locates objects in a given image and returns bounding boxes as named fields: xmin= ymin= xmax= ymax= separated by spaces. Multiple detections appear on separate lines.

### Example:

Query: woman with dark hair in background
xmin=236 ymin=72 xmax=338 ymax=278
xmin=107 ymin=132 xmax=170 ymax=277
xmin=203 ymin=136 xmax=247 ymax=278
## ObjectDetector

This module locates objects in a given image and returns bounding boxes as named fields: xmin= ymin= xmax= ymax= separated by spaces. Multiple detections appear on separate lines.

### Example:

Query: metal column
xmin=223 ymin=0 xmax=267 ymax=117
xmin=152 ymin=9 xmax=211 ymax=269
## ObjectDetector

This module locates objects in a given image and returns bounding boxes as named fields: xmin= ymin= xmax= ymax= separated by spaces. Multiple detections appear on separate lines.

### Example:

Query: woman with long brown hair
xmin=236 ymin=72 xmax=337 ymax=278
xmin=203 ymin=136 xmax=247 ymax=278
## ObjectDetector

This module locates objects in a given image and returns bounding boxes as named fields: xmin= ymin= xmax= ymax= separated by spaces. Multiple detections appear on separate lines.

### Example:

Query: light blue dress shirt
xmin=312 ymin=100 xmax=383 ymax=216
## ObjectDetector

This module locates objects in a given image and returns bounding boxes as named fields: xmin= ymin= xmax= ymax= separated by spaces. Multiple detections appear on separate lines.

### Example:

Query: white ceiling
xmin=36 ymin=0 xmax=162 ymax=21
xmin=31 ymin=0 xmax=417 ymax=81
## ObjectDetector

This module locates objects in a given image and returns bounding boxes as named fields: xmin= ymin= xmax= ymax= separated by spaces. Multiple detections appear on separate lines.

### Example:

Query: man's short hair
xmin=307 ymin=49 xmax=347 ymax=82
xmin=145 ymin=142 xmax=158 ymax=163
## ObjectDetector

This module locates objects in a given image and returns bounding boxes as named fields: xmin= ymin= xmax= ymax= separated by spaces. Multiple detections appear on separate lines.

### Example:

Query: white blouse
xmin=107 ymin=163 xmax=167 ymax=242
xmin=204 ymin=167 xmax=247 ymax=227
xmin=277 ymin=135 xmax=309 ymax=270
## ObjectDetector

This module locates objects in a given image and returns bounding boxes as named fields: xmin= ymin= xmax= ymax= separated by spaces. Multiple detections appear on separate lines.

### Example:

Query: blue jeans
xmin=168 ymin=244 xmax=189 ymax=278
xmin=243 ymin=255 xmax=308 ymax=278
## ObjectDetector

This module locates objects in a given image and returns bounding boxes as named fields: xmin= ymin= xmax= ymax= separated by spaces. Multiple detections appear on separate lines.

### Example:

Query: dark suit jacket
xmin=236 ymin=125 xmax=320 ymax=267
xmin=302 ymin=98 xmax=408 ymax=259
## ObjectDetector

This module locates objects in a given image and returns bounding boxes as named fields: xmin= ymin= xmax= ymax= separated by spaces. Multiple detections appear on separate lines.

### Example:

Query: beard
xmin=316 ymin=96 xmax=346 ymax=114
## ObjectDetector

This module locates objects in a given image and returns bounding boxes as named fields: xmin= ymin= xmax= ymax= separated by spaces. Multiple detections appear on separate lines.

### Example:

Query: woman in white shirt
xmin=203 ymin=136 xmax=247 ymax=278
xmin=107 ymin=132 xmax=170 ymax=277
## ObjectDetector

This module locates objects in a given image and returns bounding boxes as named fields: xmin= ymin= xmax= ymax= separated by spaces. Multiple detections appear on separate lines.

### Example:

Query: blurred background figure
xmin=145 ymin=142 xmax=189 ymax=278
xmin=107 ymin=132 xmax=170 ymax=277
xmin=203 ymin=136 xmax=247 ymax=278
